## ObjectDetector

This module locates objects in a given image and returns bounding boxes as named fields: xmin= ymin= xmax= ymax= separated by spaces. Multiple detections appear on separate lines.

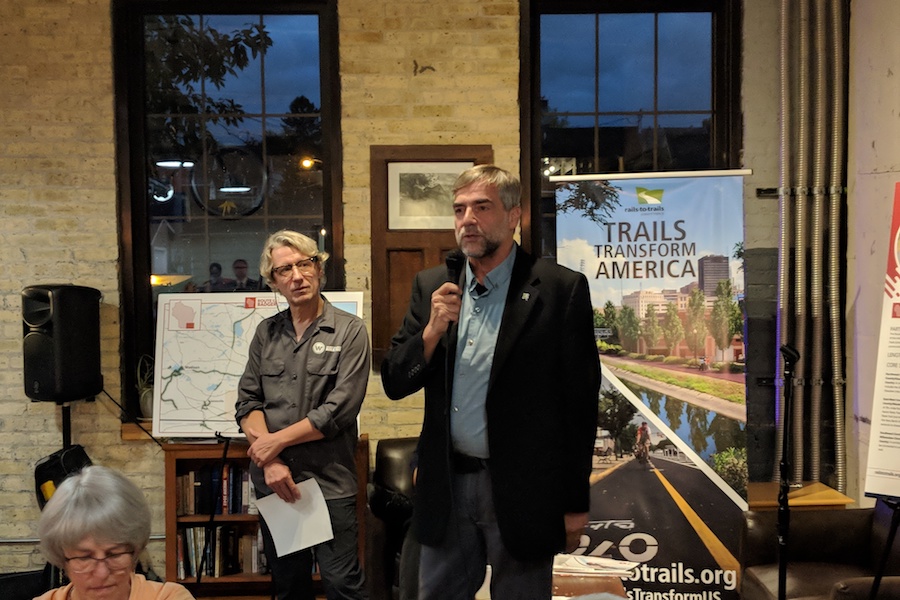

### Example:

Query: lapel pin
xmin=521 ymin=292 xmax=530 ymax=301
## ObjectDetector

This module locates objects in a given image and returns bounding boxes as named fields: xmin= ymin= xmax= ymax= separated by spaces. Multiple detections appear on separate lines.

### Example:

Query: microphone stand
xmin=777 ymin=344 xmax=800 ymax=600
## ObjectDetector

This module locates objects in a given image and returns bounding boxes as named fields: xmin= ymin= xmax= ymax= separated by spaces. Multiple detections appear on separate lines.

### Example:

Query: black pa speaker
xmin=22 ymin=284 xmax=102 ymax=402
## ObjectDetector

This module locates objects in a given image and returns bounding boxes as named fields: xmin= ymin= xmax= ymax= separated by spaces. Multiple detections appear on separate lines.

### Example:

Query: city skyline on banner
xmin=555 ymin=174 xmax=745 ymax=312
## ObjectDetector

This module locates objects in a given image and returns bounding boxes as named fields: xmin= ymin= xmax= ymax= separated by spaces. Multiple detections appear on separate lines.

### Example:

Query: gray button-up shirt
xmin=235 ymin=299 xmax=370 ymax=500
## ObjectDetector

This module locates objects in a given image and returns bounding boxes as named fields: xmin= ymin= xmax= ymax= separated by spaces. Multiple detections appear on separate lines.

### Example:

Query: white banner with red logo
xmin=864 ymin=182 xmax=900 ymax=501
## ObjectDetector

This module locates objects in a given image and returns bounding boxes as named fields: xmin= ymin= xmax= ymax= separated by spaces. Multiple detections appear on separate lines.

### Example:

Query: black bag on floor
xmin=34 ymin=444 xmax=92 ymax=509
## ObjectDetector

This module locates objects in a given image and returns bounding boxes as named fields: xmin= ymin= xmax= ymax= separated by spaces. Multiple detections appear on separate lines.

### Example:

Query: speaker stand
xmin=61 ymin=402 xmax=72 ymax=450
xmin=48 ymin=401 xmax=74 ymax=590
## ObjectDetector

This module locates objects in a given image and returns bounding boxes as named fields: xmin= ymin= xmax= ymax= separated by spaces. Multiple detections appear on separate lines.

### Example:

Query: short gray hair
xmin=38 ymin=466 xmax=150 ymax=569
xmin=452 ymin=164 xmax=521 ymax=211
xmin=259 ymin=229 xmax=330 ymax=286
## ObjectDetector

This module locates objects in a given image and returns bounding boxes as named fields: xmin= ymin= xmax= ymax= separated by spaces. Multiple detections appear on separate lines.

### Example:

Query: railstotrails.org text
xmin=625 ymin=562 xmax=737 ymax=600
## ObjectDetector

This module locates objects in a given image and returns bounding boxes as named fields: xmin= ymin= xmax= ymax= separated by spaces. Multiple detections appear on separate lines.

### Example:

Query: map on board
xmin=152 ymin=291 xmax=364 ymax=438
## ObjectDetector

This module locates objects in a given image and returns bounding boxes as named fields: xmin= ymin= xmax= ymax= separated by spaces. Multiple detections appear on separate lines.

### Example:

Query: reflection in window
xmin=145 ymin=14 xmax=326 ymax=296
xmin=540 ymin=12 xmax=713 ymax=175
xmin=116 ymin=4 xmax=338 ymax=417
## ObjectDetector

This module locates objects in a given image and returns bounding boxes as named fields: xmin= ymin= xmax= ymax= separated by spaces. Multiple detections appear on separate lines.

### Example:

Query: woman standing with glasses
xmin=34 ymin=465 xmax=194 ymax=600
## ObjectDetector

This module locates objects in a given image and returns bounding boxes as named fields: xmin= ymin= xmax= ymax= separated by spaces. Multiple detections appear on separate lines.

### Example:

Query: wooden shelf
xmin=163 ymin=435 xmax=369 ymax=596
xmin=178 ymin=572 xmax=272 ymax=585
xmin=164 ymin=441 xmax=269 ymax=595
xmin=176 ymin=514 xmax=259 ymax=524
xmin=747 ymin=481 xmax=854 ymax=511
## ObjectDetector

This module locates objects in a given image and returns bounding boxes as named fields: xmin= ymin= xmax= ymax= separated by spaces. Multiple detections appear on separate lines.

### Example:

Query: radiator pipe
xmin=807 ymin=0 xmax=829 ymax=481
xmin=828 ymin=0 xmax=847 ymax=493
xmin=774 ymin=0 xmax=793 ymax=482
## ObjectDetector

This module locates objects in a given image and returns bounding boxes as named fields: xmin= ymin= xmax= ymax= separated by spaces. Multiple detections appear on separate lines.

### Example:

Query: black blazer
xmin=381 ymin=246 xmax=601 ymax=560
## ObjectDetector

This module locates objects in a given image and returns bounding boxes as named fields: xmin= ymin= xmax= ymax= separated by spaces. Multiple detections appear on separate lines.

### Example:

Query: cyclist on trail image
xmin=635 ymin=421 xmax=651 ymax=463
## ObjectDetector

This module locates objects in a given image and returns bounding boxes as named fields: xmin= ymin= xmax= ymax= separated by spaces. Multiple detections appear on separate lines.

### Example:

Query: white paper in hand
xmin=254 ymin=478 xmax=334 ymax=557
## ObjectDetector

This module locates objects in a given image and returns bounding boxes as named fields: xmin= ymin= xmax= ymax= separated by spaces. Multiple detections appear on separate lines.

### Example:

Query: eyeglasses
xmin=272 ymin=256 xmax=319 ymax=279
xmin=64 ymin=550 xmax=134 ymax=573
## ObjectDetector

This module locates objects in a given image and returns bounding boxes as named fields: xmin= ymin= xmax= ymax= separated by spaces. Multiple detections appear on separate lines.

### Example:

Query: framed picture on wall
xmin=369 ymin=144 xmax=493 ymax=367
xmin=387 ymin=161 xmax=474 ymax=230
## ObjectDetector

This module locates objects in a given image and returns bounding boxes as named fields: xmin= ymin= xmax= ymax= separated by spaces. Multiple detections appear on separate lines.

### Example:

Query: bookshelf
xmin=164 ymin=435 xmax=369 ymax=597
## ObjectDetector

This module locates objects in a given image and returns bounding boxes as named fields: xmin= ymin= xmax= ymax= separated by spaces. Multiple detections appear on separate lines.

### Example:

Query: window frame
xmin=520 ymin=0 xmax=741 ymax=254
xmin=112 ymin=0 xmax=343 ymax=418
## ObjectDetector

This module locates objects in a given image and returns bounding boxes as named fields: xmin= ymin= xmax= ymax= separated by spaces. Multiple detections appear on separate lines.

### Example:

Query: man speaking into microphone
xmin=381 ymin=164 xmax=601 ymax=600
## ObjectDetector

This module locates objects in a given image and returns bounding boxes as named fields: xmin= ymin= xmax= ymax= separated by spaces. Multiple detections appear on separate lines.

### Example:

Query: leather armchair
xmin=367 ymin=437 xmax=419 ymax=600
xmin=740 ymin=499 xmax=900 ymax=599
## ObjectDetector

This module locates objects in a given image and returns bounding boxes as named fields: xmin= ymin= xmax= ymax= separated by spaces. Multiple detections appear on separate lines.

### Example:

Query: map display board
xmin=152 ymin=291 xmax=364 ymax=438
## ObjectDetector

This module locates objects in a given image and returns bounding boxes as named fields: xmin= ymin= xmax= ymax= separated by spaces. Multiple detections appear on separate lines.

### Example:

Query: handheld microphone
xmin=445 ymin=249 xmax=465 ymax=285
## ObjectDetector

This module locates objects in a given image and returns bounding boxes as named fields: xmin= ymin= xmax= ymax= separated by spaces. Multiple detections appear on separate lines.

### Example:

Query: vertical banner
xmin=553 ymin=171 xmax=748 ymax=600
xmin=864 ymin=182 xmax=900 ymax=501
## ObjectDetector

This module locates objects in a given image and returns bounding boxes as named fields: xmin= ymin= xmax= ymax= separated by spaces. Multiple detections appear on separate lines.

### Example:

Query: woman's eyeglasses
xmin=64 ymin=550 xmax=134 ymax=573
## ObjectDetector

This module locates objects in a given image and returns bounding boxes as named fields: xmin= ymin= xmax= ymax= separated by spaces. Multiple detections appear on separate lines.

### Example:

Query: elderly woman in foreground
xmin=34 ymin=465 xmax=194 ymax=600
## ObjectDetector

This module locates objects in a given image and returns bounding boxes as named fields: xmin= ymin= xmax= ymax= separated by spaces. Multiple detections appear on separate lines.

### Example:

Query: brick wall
xmin=340 ymin=0 xmax=520 ymax=442
xmin=5 ymin=0 xmax=875 ymax=578
xmin=0 ymin=0 xmax=166 ymax=573
xmin=0 ymin=0 xmax=520 ymax=574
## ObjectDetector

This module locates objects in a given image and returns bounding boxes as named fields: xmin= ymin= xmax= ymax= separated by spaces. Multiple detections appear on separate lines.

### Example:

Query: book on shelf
xmin=213 ymin=526 xmax=222 ymax=577
xmin=241 ymin=469 xmax=250 ymax=513
xmin=193 ymin=466 xmax=213 ymax=515
xmin=176 ymin=463 xmax=254 ymax=516
xmin=256 ymin=527 xmax=268 ymax=574
xmin=174 ymin=471 xmax=197 ymax=516
xmin=220 ymin=465 xmax=229 ymax=515
xmin=186 ymin=470 xmax=195 ymax=515
xmin=248 ymin=477 xmax=258 ymax=515
xmin=223 ymin=526 xmax=240 ymax=575
xmin=175 ymin=530 xmax=186 ymax=580
xmin=239 ymin=533 xmax=255 ymax=574
xmin=180 ymin=524 xmax=254 ymax=578
xmin=209 ymin=467 xmax=222 ymax=515
xmin=183 ymin=527 xmax=196 ymax=578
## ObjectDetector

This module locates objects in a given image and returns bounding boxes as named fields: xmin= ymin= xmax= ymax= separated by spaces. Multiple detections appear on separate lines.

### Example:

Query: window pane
xmin=202 ymin=15 xmax=264 ymax=115
xmin=599 ymin=14 xmax=654 ymax=113
xmin=151 ymin=220 xmax=272 ymax=292
xmin=204 ymin=221 xmax=271 ymax=290
xmin=191 ymin=122 xmax=265 ymax=218
xmin=144 ymin=15 xmax=203 ymax=115
xmin=540 ymin=14 xmax=596 ymax=114
xmin=658 ymin=13 xmax=711 ymax=111
xmin=538 ymin=9 xmax=717 ymax=176
xmin=265 ymin=111 xmax=323 ymax=216
xmin=142 ymin=12 xmax=327 ymax=291
xmin=149 ymin=218 xmax=205 ymax=286
xmin=146 ymin=116 xmax=202 ymax=220
xmin=265 ymin=218 xmax=327 ymax=243
xmin=126 ymin=3 xmax=337 ymax=419
xmin=658 ymin=113 xmax=711 ymax=170
xmin=265 ymin=15 xmax=321 ymax=113
xmin=543 ymin=114 xmax=593 ymax=173
xmin=266 ymin=155 xmax=324 ymax=217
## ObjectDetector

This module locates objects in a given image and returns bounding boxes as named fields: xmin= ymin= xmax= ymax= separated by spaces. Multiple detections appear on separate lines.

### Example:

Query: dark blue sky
xmin=540 ymin=12 xmax=711 ymax=122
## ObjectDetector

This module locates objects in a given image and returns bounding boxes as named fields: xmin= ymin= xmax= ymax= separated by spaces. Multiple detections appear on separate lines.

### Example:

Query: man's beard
xmin=458 ymin=230 xmax=501 ymax=259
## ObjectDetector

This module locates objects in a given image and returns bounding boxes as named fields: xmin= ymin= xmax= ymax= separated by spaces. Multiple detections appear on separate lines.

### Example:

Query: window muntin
xmin=118 ymin=4 xmax=338 ymax=418
xmin=539 ymin=11 xmax=714 ymax=174
xmin=145 ymin=13 xmax=327 ymax=286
